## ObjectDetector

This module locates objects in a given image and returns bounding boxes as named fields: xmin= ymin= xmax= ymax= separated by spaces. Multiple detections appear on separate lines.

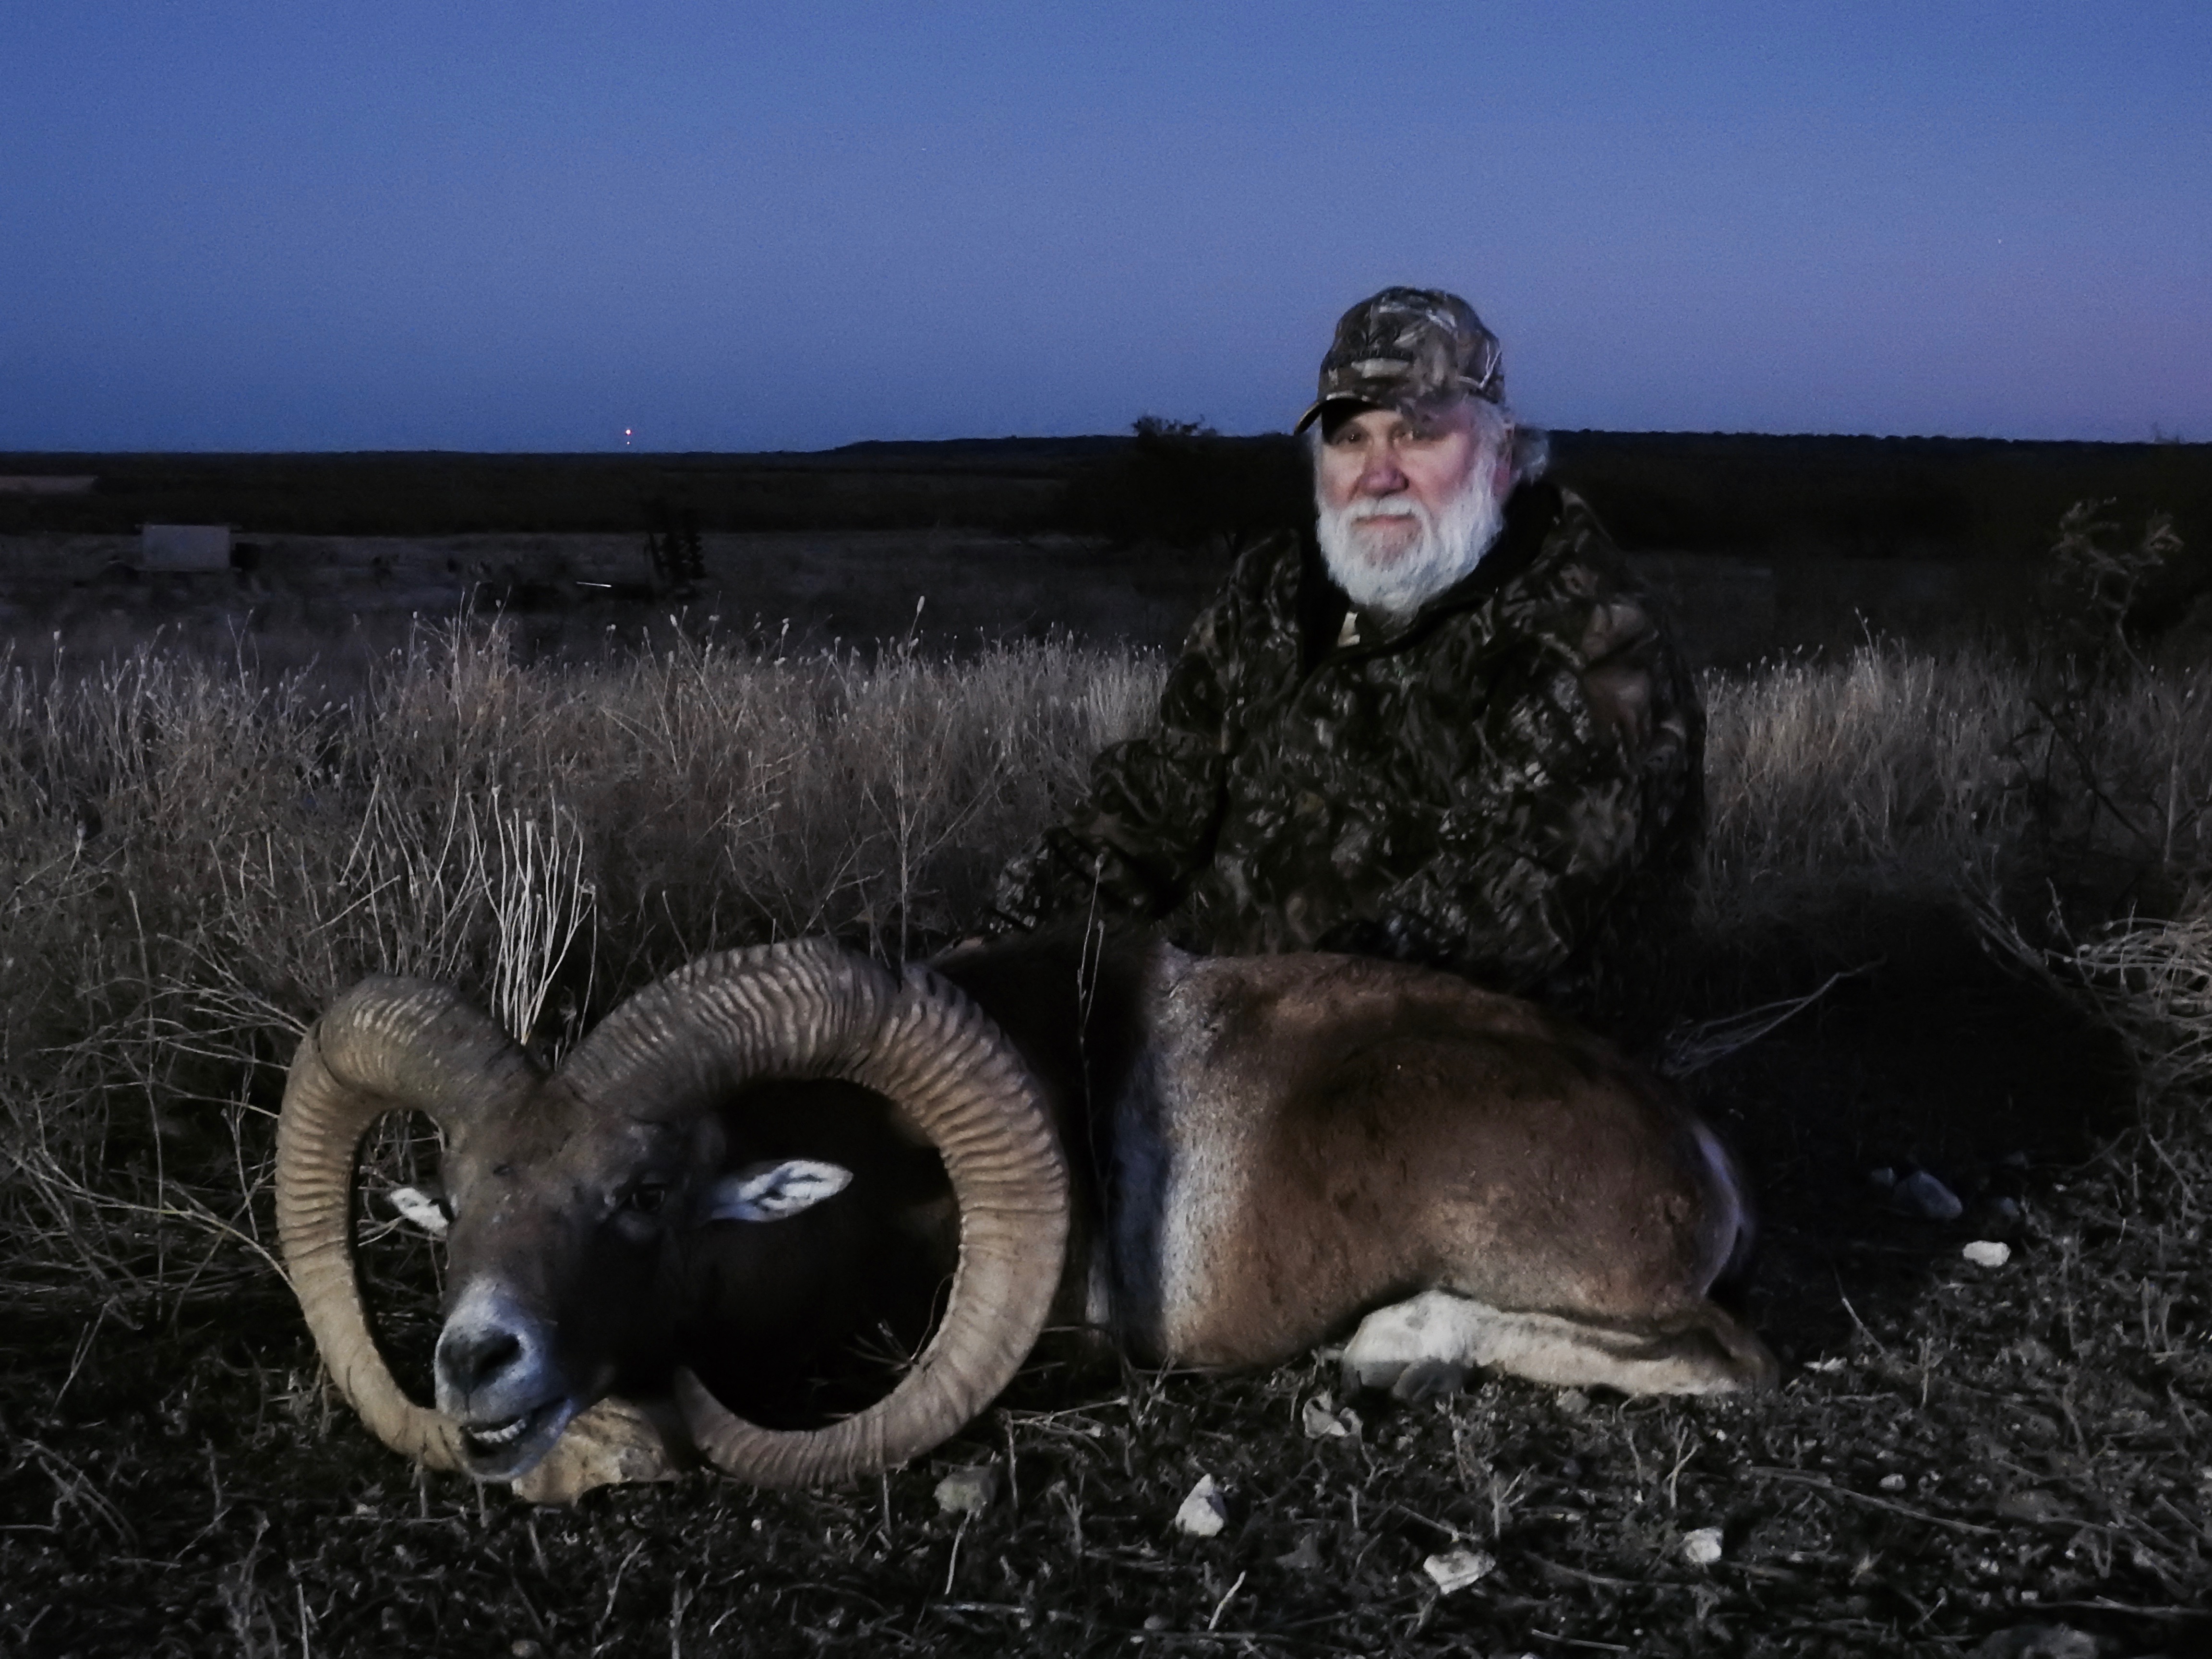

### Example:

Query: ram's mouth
xmin=465 ymin=1410 xmax=538 ymax=1449
xmin=458 ymin=1399 xmax=572 ymax=1477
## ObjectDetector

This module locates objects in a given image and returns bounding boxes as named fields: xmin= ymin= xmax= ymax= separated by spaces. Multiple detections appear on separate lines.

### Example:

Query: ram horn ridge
xmin=275 ymin=978 xmax=540 ymax=1473
xmin=551 ymin=942 xmax=1070 ymax=1489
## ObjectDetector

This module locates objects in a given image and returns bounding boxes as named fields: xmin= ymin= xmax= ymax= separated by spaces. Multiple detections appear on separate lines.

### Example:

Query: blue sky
xmin=2 ymin=3 xmax=2207 ymax=450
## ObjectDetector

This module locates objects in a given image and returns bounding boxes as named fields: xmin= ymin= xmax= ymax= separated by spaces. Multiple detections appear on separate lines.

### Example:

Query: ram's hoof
xmin=1340 ymin=1354 xmax=1468 ymax=1403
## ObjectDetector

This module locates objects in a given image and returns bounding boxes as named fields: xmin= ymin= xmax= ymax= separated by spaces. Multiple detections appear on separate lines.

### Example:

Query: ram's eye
xmin=625 ymin=1181 xmax=670 ymax=1216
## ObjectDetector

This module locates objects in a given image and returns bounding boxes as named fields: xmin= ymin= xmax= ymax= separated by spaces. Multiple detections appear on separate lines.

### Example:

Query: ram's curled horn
xmin=276 ymin=977 xmax=540 ymax=1472
xmin=556 ymin=938 xmax=1071 ymax=1488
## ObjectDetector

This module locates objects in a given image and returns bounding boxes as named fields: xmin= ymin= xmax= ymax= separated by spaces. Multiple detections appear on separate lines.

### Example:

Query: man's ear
xmin=700 ymin=1159 xmax=853 ymax=1223
xmin=1490 ymin=432 xmax=1517 ymax=504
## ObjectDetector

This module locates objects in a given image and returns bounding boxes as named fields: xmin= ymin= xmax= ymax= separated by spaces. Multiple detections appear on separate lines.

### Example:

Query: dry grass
xmin=1700 ymin=647 xmax=2031 ymax=915
xmin=0 ymin=624 xmax=1159 ymax=1317
xmin=3 ymin=624 xmax=2210 ymax=1656
xmin=1702 ymin=642 xmax=2212 ymax=923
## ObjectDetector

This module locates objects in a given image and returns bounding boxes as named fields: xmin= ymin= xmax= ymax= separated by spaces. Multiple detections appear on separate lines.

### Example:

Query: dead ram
xmin=276 ymin=930 xmax=1775 ymax=1500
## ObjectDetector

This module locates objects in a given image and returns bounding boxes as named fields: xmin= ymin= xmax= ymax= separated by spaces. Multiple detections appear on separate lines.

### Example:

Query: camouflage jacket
xmin=992 ymin=481 xmax=1703 ymax=996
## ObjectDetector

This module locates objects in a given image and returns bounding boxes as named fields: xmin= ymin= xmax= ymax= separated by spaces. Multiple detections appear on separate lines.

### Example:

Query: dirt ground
xmin=4 ymin=892 xmax=2208 ymax=1658
xmin=0 ymin=530 xmax=1235 ymax=690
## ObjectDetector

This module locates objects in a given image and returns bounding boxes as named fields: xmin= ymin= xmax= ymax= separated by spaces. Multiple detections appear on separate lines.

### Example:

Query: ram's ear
xmin=701 ymin=1159 xmax=853 ymax=1223
xmin=386 ymin=1184 xmax=451 ymax=1239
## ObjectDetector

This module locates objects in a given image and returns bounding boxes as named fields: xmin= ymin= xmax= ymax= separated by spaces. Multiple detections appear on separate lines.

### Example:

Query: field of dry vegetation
xmin=3 ymin=578 xmax=2211 ymax=1653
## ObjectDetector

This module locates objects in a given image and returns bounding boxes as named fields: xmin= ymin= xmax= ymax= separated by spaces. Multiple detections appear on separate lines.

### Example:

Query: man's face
xmin=1314 ymin=398 xmax=1507 ymax=571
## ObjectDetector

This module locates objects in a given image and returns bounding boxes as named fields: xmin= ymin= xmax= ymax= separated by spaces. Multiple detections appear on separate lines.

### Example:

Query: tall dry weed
xmin=2018 ymin=899 xmax=2212 ymax=1109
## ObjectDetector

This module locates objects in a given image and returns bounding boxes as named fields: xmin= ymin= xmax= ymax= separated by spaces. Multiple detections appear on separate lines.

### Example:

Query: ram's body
xmin=276 ymin=931 xmax=1773 ymax=1500
xmin=937 ymin=934 xmax=1754 ymax=1382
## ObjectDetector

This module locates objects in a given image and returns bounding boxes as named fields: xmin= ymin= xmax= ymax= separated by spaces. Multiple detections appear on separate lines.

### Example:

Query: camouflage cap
xmin=1294 ymin=287 xmax=1503 ymax=433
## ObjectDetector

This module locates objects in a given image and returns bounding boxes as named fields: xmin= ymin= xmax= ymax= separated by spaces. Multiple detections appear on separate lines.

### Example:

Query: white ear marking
xmin=388 ymin=1185 xmax=450 ymax=1239
xmin=703 ymin=1159 xmax=853 ymax=1223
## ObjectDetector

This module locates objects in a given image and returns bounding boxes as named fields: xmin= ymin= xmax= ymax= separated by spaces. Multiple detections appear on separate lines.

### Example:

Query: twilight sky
xmin=2 ymin=4 xmax=2207 ymax=452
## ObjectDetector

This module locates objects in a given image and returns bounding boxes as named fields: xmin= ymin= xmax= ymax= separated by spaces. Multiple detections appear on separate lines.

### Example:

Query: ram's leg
xmin=1341 ymin=1290 xmax=1775 ymax=1400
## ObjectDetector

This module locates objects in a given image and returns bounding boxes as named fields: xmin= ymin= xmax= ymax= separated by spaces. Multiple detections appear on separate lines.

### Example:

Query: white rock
xmin=934 ymin=1465 xmax=999 ymax=1516
xmin=1963 ymin=1239 xmax=2012 ymax=1268
xmin=1895 ymin=1170 xmax=1964 ymax=1221
xmin=1173 ymin=1474 xmax=1228 ymax=1538
xmin=1422 ymin=1548 xmax=1496 ymax=1595
xmin=1680 ymin=1527 xmax=1724 ymax=1566
xmin=1301 ymin=1393 xmax=1361 ymax=1440
xmin=1879 ymin=1473 xmax=1907 ymax=1491
xmin=1275 ymin=1532 xmax=1325 ymax=1573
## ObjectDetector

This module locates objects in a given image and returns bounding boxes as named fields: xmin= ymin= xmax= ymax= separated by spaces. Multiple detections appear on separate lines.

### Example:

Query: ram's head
xmin=276 ymin=940 xmax=1068 ymax=1497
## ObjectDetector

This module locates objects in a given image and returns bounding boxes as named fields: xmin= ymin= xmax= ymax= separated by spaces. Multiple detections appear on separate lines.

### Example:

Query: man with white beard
xmin=993 ymin=288 xmax=1699 ymax=1011
xmin=1310 ymin=373 xmax=1518 ymax=626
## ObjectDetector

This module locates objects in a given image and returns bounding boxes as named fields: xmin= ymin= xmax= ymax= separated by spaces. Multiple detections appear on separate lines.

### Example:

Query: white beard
xmin=1316 ymin=469 xmax=1506 ymax=623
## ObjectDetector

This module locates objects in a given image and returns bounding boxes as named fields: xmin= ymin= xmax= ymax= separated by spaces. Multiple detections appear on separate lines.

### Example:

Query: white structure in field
xmin=140 ymin=524 xmax=232 ymax=572
xmin=0 ymin=475 xmax=96 ymax=494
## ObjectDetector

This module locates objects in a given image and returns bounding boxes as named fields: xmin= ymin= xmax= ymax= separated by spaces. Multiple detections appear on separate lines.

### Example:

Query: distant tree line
xmin=2 ymin=432 xmax=2204 ymax=577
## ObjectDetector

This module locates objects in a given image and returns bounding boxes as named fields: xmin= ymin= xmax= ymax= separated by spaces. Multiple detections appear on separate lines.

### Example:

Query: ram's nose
xmin=437 ymin=1324 xmax=520 ymax=1394
xmin=433 ymin=1283 xmax=553 ymax=1419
